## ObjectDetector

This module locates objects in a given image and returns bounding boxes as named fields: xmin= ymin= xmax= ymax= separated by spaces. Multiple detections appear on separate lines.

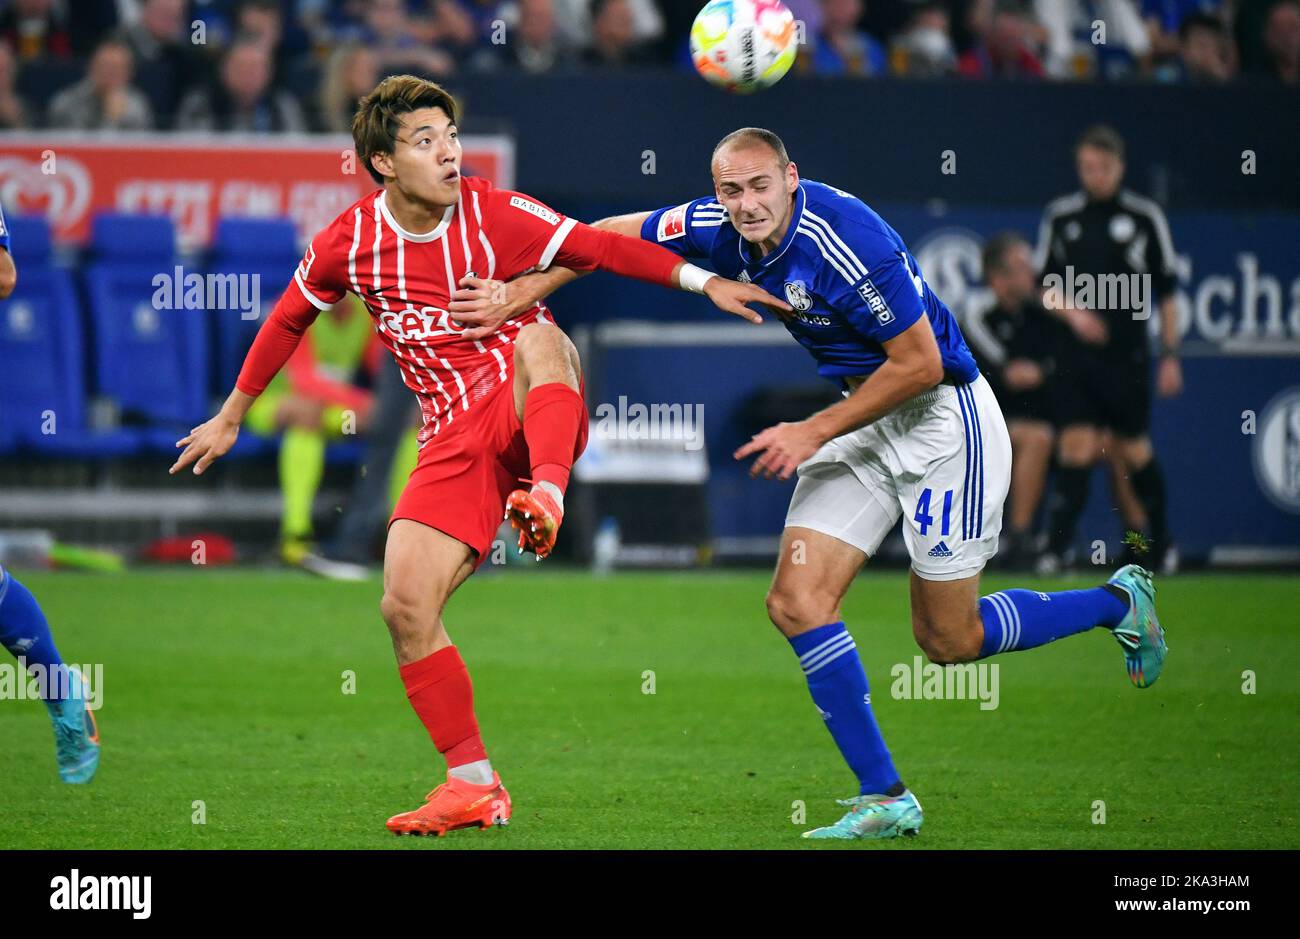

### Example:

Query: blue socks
xmin=979 ymin=587 xmax=1128 ymax=658
xmin=0 ymin=568 xmax=67 ymax=701
xmin=789 ymin=622 xmax=900 ymax=796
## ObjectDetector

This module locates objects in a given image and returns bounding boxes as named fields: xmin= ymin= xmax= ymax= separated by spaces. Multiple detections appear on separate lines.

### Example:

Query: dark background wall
xmin=450 ymin=72 xmax=1300 ymax=213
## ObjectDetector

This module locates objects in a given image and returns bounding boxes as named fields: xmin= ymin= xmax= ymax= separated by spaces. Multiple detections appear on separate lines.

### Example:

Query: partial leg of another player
xmin=0 ymin=567 xmax=99 ymax=783
xmin=380 ymin=520 xmax=510 ymax=835
xmin=1041 ymin=422 xmax=1101 ymax=573
xmin=1116 ymin=433 xmax=1173 ymax=571
xmin=245 ymin=393 xmax=333 ymax=569
xmin=1003 ymin=417 xmax=1054 ymax=567
xmin=504 ymin=321 xmax=586 ymax=558
xmin=1103 ymin=431 xmax=1149 ymax=544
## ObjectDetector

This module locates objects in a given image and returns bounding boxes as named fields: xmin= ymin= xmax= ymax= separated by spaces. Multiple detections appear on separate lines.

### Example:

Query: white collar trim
xmin=377 ymin=190 xmax=455 ymax=243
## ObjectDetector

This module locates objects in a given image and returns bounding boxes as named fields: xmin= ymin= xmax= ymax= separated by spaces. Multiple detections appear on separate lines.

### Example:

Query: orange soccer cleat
xmin=505 ymin=487 xmax=563 ymax=560
xmin=386 ymin=772 xmax=512 ymax=837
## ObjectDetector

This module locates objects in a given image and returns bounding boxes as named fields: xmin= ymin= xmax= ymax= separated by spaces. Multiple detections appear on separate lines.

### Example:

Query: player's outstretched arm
xmin=450 ymin=267 xmax=583 ymax=341
xmin=553 ymin=220 xmax=789 ymax=321
xmin=808 ymin=318 xmax=944 ymax=438
xmin=735 ymin=317 xmax=944 ymax=480
xmin=169 ymin=388 xmax=254 ymax=476
xmin=697 ymin=273 xmax=788 ymax=323
xmin=449 ymin=212 xmax=659 ymax=340
xmin=577 ymin=212 xmax=789 ymax=321
xmin=582 ymin=211 xmax=789 ymax=322
xmin=589 ymin=211 xmax=654 ymax=238
xmin=169 ymin=285 xmax=321 ymax=476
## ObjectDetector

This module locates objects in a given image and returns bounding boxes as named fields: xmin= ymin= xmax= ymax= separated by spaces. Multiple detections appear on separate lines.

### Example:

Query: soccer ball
xmin=690 ymin=0 xmax=798 ymax=94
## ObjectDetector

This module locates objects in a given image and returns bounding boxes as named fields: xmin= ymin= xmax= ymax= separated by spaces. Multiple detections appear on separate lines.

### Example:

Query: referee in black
xmin=1035 ymin=124 xmax=1183 ymax=573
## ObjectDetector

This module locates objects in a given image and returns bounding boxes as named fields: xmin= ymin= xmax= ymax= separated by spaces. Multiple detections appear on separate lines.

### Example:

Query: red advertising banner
xmin=0 ymin=132 xmax=514 ymax=251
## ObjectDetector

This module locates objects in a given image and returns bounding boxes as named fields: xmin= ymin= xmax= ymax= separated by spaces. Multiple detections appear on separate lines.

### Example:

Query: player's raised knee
xmin=514 ymin=321 xmax=573 ymax=357
xmin=765 ymin=586 xmax=838 ymax=637
xmin=514 ymin=322 xmax=579 ymax=386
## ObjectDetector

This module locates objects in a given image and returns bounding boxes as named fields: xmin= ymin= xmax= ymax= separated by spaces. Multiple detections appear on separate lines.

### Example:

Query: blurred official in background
xmin=1035 ymin=124 xmax=1182 ymax=573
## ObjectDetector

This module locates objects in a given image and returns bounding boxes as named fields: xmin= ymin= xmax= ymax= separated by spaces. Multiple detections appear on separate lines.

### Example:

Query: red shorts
xmin=390 ymin=380 xmax=588 ymax=566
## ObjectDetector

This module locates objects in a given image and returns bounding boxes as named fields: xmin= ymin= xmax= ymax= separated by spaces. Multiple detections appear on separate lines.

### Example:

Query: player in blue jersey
xmin=446 ymin=128 xmax=1167 ymax=841
xmin=0 ymin=205 xmax=101 ymax=784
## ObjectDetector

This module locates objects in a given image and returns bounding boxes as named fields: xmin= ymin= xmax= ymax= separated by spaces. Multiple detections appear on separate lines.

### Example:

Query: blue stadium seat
xmin=0 ymin=266 xmax=83 ymax=451
xmin=207 ymin=217 xmax=300 ymax=394
xmin=325 ymin=440 xmax=364 ymax=466
xmin=0 ymin=216 xmax=140 ymax=458
xmin=209 ymin=217 xmax=300 ymax=266
xmin=82 ymin=214 xmax=210 ymax=448
xmin=7 ymin=214 xmax=55 ymax=267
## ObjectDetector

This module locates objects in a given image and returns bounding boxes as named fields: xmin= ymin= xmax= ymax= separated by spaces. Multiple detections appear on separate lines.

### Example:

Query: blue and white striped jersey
xmin=0 ymin=201 xmax=9 ymax=252
xmin=641 ymin=179 xmax=979 ymax=384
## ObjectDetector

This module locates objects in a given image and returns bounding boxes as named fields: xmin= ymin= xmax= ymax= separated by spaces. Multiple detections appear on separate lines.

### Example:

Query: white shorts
xmin=785 ymin=375 xmax=1012 ymax=581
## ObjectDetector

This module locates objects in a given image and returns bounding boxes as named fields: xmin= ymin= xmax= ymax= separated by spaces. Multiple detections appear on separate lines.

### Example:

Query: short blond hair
xmin=712 ymin=127 xmax=790 ymax=168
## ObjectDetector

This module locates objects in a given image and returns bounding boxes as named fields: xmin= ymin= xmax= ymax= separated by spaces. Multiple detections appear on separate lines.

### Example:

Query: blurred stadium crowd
xmin=0 ymin=0 xmax=1296 ymax=134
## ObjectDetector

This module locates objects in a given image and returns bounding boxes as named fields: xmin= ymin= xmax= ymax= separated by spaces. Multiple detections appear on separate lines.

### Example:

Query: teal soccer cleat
xmin=1107 ymin=564 xmax=1167 ymax=689
xmin=46 ymin=667 xmax=100 ymax=784
xmin=802 ymin=790 xmax=923 ymax=841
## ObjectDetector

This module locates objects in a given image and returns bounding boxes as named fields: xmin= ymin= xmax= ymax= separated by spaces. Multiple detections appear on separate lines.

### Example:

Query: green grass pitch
xmin=1 ymin=569 xmax=1296 ymax=849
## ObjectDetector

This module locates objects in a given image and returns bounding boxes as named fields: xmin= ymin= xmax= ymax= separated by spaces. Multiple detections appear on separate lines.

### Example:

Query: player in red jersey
xmin=168 ymin=75 xmax=787 ymax=836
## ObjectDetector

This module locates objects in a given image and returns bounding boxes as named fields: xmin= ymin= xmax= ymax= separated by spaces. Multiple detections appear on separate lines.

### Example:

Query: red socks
xmin=398 ymin=646 xmax=486 ymax=769
xmin=522 ymin=382 xmax=585 ymax=493
xmin=396 ymin=386 xmax=584 ymax=773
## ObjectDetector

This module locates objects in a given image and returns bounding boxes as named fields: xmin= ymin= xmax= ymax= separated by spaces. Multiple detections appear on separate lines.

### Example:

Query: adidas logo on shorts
xmin=927 ymin=541 xmax=953 ymax=559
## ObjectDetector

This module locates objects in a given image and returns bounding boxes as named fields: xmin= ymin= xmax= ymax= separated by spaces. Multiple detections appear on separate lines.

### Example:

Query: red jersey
xmin=236 ymin=176 xmax=687 ymax=445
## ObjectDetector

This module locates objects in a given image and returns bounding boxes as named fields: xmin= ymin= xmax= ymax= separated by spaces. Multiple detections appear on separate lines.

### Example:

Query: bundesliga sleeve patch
xmin=509 ymin=195 xmax=561 ymax=226
xmin=857 ymin=279 xmax=895 ymax=326
xmin=297 ymin=243 xmax=317 ymax=281
xmin=657 ymin=204 xmax=688 ymax=241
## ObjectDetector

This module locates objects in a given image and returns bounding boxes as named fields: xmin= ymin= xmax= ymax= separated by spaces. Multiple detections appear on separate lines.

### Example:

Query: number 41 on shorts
xmin=914 ymin=487 xmax=954 ymax=537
